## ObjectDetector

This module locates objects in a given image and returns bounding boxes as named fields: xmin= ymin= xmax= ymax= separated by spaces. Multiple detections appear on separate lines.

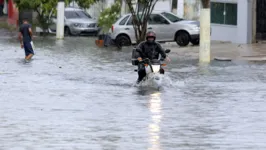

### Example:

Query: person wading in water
xmin=18 ymin=18 xmax=34 ymax=62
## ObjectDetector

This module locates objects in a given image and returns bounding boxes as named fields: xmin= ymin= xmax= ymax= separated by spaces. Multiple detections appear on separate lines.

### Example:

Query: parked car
xmin=48 ymin=7 xmax=101 ymax=36
xmin=109 ymin=11 xmax=200 ymax=47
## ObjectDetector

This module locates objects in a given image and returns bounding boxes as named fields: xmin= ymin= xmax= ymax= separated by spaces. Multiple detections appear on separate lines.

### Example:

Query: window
xmin=161 ymin=12 xmax=183 ymax=22
xmin=65 ymin=11 xmax=79 ymax=19
xmin=172 ymin=0 xmax=177 ymax=10
xmin=65 ymin=11 xmax=91 ymax=19
xmin=76 ymin=11 xmax=92 ymax=19
xmin=148 ymin=14 xmax=169 ymax=25
xmin=119 ymin=15 xmax=130 ymax=25
xmin=126 ymin=15 xmax=143 ymax=25
xmin=211 ymin=2 xmax=237 ymax=25
xmin=127 ymin=16 xmax=133 ymax=25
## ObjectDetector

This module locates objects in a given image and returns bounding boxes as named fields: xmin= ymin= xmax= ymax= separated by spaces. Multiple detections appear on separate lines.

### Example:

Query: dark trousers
xmin=137 ymin=63 xmax=146 ymax=82
xmin=23 ymin=42 xmax=34 ymax=56
xmin=0 ymin=5 xmax=3 ymax=16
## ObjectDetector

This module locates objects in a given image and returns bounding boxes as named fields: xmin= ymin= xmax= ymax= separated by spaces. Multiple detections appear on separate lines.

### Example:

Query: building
xmin=209 ymin=0 xmax=253 ymax=44
xmin=173 ymin=0 xmax=264 ymax=44
xmin=7 ymin=0 xmax=19 ymax=26
xmin=113 ymin=0 xmax=255 ymax=44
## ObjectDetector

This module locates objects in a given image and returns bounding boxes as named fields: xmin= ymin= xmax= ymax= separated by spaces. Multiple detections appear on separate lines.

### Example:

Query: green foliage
xmin=98 ymin=1 xmax=121 ymax=33
xmin=75 ymin=0 xmax=100 ymax=9
xmin=13 ymin=0 xmax=71 ymax=33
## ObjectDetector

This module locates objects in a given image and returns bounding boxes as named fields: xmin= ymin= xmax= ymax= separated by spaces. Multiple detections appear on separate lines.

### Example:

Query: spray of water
xmin=133 ymin=73 xmax=181 ymax=90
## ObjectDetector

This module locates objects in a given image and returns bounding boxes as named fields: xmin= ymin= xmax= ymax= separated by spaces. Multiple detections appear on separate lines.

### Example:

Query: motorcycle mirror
xmin=165 ymin=49 xmax=171 ymax=53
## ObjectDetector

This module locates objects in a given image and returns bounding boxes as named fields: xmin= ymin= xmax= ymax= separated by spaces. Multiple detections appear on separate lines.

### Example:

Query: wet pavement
xmin=163 ymin=41 xmax=266 ymax=61
xmin=1 ymin=30 xmax=266 ymax=150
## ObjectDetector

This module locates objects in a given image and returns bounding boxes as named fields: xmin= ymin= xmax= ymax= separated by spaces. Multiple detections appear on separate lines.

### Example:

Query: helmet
xmin=146 ymin=31 xmax=156 ymax=44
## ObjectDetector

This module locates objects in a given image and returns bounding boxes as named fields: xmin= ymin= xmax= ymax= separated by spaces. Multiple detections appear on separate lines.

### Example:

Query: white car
xmin=48 ymin=7 xmax=100 ymax=36
xmin=109 ymin=11 xmax=200 ymax=46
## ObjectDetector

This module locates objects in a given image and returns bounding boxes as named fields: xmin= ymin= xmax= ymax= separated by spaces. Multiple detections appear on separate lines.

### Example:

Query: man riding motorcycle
xmin=135 ymin=31 xmax=169 ymax=83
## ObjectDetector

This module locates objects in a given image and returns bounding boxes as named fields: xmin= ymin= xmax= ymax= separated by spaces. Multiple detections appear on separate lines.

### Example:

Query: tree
xmin=98 ymin=1 xmax=121 ymax=33
xmin=14 ymin=0 xmax=71 ymax=34
xmin=14 ymin=0 xmax=77 ymax=32
xmin=125 ymin=0 xmax=160 ymax=44
xmin=78 ymin=0 xmax=161 ymax=44
xmin=75 ymin=0 xmax=101 ymax=9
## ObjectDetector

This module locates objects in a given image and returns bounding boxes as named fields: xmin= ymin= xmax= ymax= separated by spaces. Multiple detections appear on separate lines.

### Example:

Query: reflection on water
xmin=148 ymin=92 xmax=162 ymax=150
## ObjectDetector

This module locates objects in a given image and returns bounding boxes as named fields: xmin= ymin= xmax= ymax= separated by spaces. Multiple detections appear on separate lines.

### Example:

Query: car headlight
xmin=73 ymin=23 xmax=83 ymax=28
xmin=191 ymin=26 xmax=200 ymax=30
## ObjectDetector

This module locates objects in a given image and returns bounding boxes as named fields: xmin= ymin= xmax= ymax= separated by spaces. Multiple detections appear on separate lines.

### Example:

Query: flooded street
xmin=1 ymin=32 xmax=266 ymax=150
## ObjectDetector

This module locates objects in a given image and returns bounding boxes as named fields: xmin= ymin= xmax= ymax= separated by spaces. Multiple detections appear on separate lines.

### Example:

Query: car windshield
xmin=65 ymin=11 xmax=92 ymax=19
xmin=161 ymin=12 xmax=183 ymax=22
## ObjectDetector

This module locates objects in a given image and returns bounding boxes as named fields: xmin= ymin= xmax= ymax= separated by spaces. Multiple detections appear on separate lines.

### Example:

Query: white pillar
xmin=56 ymin=0 xmax=65 ymax=40
xmin=121 ymin=0 xmax=126 ymax=16
xmin=199 ymin=8 xmax=211 ymax=63
xmin=177 ymin=0 xmax=184 ymax=17
xmin=3 ymin=0 xmax=7 ymax=14
xmin=252 ymin=0 xmax=256 ymax=43
xmin=236 ymin=0 xmax=253 ymax=44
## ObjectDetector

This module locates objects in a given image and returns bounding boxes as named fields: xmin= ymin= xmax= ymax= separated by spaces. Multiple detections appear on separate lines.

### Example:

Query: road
xmin=1 ymin=30 xmax=266 ymax=150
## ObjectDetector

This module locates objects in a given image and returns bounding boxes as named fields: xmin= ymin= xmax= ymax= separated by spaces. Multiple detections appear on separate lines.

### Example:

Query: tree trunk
xmin=125 ymin=0 xmax=158 ymax=44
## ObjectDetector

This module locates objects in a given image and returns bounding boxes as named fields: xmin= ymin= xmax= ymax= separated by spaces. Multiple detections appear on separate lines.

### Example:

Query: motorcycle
xmin=133 ymin=49 xmax=171 ymax=88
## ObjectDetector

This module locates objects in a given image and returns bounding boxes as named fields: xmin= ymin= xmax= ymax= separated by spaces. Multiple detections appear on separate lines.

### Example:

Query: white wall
xmin=235 ymin=0 xmax=252 ymax=44
xmin=69 ymin=0 xmax=114 ymax=19
xmin=211 ymin=25 xmax=238 ymax=42
xmin=153 ymin=0 xmax=171 ymax=12
xmin=177 ymin=0 xmax=184 ymax=18
xmin=210 ymin=0 xmax=253 ymax=44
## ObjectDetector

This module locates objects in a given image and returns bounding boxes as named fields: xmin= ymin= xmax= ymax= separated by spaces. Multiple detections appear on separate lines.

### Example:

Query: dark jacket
xmin=136 ymin=41 xmax=166 ymax=61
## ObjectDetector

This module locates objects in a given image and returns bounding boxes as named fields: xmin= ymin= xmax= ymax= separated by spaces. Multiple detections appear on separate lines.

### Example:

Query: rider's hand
xmin=137 ymin=57 xmax=142 ymax=61
xmin=21 ymin=44 xmax=24 ymax=48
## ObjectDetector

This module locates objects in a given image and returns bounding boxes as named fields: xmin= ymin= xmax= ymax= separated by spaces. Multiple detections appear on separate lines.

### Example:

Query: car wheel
xmin=64 ymin=27 xmax=72 ymax=36
xmin=115 ymin=35 xmax=131 ymax=46
xmin=175 ymin=31 xmax=190 ymax=47
xmin=191 ymin=39 xmax=199 ymax=46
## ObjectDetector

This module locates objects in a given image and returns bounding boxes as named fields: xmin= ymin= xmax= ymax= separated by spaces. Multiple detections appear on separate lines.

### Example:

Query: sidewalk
xmin=162 ymin=41 xmax=266 ymax=61
xmin=0 ymin=16 xmax=17 ymax=33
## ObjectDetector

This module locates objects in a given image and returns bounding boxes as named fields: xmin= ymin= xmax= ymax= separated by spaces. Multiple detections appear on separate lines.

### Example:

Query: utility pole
xmin=56 ymin=0 xmax=65 ymax=40
xmin=252 ymin=0 xmax=256 ymax=43
xmin=199 ymin=0 xmax=211 ymax=63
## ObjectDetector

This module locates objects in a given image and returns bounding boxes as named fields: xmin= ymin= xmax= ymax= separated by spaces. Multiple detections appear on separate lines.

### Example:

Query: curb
xmin=214 ymin=56 xmax=266 ymax=61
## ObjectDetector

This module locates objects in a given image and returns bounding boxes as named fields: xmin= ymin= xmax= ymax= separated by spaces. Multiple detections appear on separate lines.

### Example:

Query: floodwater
xmin=1 ymin=31 xmax=266 ymax=150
